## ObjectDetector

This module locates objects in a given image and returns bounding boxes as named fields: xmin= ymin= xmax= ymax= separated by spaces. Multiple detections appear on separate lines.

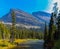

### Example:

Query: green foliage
xmin=15 ymin=28 xmax=43 ymax=39
xmin=10 ymin=10 xmax=16 ymax=43
xmin=44 ymin=13 xmax=55 ymax=49
xmin=0 ymin=22 xmax=10 ymax=39
xmin=44 ymin=22 xmax=48 ymax=49
xmin=48 ymin=13 xmax=54 ymax=40
xmin=0 ymin=21 xmax=43 ymax=40
xmin=53 ymin=40 xmax=60 ymax=49
xmin=44 ymin=22 xmax=47 ymax=40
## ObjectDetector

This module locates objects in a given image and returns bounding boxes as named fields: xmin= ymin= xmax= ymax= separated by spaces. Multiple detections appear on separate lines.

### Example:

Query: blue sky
xmin=0 ymin=0 xmax=50 ymax=17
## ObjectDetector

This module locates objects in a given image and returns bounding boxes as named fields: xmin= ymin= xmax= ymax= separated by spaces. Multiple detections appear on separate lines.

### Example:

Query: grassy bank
xmin=53 ymin=40 xmax=60 ymax=49
xmin=0 ymin=39 xmax=39 ymax=49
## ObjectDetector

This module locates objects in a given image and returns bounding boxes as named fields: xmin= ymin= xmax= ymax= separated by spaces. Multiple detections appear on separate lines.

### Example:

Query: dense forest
xmin=44 ymin=2 xmax=60 ymax=49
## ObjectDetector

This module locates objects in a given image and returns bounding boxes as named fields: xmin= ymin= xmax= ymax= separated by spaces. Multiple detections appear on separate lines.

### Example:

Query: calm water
xmin=19 ymin=40 xmax=44 ymax=49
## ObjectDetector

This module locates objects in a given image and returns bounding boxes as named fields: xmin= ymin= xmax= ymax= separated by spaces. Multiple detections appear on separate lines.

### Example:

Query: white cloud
xmin=46 ymin=0 xmax=60 ymax=13
xmin=53 ymin=0 xmax=60 ymax=9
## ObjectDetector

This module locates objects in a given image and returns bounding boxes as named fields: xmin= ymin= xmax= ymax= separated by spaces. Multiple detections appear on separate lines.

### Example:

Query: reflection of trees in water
xmin=9 ymin=41 xmax=43 ymax=49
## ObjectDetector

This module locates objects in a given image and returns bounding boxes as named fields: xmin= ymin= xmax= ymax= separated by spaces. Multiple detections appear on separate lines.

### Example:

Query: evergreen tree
xmin=53 ymin=10 xmax=60 ymax=49
xmin=10 ymin=10 xmax=16 ymax=43
xmin=48 ymin=13 xmax=54 ymax=41
xmin=0 ymin=22 xmax=10 ymax=39
xmin=47 ymin=13 xmax=54 ymax=49
xmin=0 ymin=22 xmax=5 ymax=39
xmin=44 ymin=22 xmax=47 ymax=49
xmin=57 ymin=12 xmax=60 ymax=39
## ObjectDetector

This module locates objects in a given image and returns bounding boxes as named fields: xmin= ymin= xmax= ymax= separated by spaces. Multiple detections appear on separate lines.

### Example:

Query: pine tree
xmin=48 ymin=13 xmax=54 ymax=40
xmin=57 ymin=12 xmax=60 ymax=39
xmin=0 ymin=22 xmax=5 ymax=39
xmin=10 ymin=10 xmax=16 ymax=43
xmin=44 ymin=22 xmax=48 ymax=49
xmin=0 ymin=21 xmax=10 ymax=40
xmin=47 ymin=13 xmax=54 ymax=49
xmin=53 ymin=10 xmax=60 ymax=49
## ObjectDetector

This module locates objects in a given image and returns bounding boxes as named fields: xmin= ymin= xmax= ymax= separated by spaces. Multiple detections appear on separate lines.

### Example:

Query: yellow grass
xmin=0 ymin=39 xmax=16 ymax=49
xmin=14 ymin=39 xmax=28 ymax=44
xmin=0 ymin=39 xmax=38 ymax=49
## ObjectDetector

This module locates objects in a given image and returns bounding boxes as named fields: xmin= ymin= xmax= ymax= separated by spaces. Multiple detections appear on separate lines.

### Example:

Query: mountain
xmin=0 ymin=9 xmax=44 ymax=29
xmin=0 ymin=9 xmax=51 ymax=32
xmin=32 ymin=11 xmax=51 ymax=23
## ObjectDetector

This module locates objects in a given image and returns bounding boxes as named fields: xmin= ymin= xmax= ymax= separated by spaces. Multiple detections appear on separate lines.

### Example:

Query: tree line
xmin=44 ymin=2 xmax=60 ymax=49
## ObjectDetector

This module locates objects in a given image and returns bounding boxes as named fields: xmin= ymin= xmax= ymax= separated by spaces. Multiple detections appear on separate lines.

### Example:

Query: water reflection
xmin=10 ymin=40 xmax=44 ymax=49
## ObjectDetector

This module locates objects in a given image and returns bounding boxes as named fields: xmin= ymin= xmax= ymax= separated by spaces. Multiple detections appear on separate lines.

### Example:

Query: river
xmin=19 ymin=40 xmax=44 ymax=49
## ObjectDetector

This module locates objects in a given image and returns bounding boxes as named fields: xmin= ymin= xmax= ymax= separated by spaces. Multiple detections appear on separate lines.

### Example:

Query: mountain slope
xmin=0 ymin=9 xmax=51 ymax=31
xmin=0 ymin=9 xmax=44 ymax=29
xmin=32 ymin=11 xmax=51 ymax=23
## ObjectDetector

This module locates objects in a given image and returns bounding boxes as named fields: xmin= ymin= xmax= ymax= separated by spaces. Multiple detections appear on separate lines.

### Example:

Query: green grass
xmin=53 ymin=40 xmax=60 ymax=49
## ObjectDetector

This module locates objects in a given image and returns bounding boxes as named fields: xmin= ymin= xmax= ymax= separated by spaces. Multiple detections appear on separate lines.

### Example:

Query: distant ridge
xmin=32 ymin=11 xmax=51 ymax=23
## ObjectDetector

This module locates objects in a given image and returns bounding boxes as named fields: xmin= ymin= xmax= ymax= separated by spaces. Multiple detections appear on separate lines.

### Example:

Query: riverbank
xmin=0 ymin=39 xmax=43 ymax=49
xmin=53 ymin=39 xmax=60 ymax=49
